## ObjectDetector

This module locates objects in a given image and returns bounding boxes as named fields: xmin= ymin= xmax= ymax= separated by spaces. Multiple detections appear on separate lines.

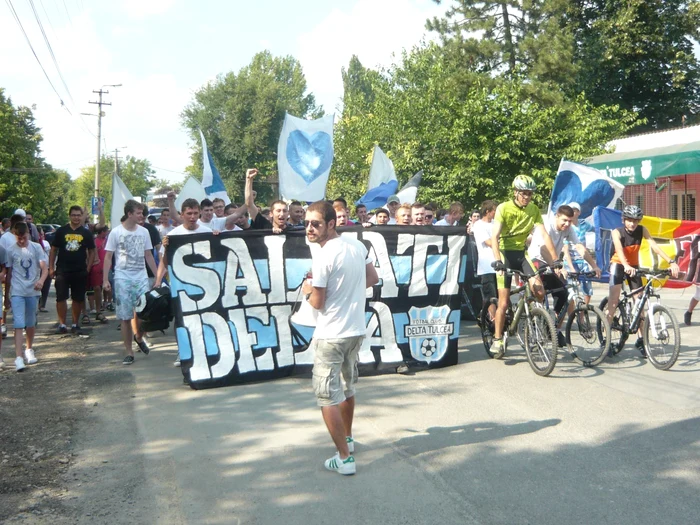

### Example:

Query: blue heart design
xmin=286 ymin=130 xmax=333 ymax=185
xmin=551 ymin=170 xmax=615 ymax=220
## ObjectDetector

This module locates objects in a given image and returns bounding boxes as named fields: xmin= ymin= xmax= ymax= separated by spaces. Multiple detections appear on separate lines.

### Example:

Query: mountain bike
xmin=544 ymin=270 xmax=610 ymax=367
xmin=598 ymin=269 xmax=681 ymax=370
xmin=478 ymin=263 xmax=559 ymax=377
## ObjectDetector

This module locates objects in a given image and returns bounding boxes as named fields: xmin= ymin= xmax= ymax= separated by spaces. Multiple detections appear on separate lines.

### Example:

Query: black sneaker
xmin=684 ymin=311 xmax=692 ymax=326
xmin=635 ymin=337 xmax=647 ymax=358
xmin=133 ymin=335 xmax=150 ymax=355
xmin=557 ymin=331 xmax=567 ymax=348
xmin=57 ymin=325 xmax=68 ymax=334
xmin=122 ymin=355 xmax=135 ymax=365
xmin=71 ymin=325 xmax=82 ymax=335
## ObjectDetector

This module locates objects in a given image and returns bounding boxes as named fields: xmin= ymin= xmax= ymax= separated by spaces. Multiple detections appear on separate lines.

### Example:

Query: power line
xmin=4 ymin=0 xmax=70 ymax=114
xmin=61 ymin=0 xmax=72 ymax=26
xmin=27 ymin=0 xmax=95 ymax=137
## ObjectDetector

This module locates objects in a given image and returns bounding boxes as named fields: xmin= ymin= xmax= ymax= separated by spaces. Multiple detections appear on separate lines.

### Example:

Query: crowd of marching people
xmin=0 ymin=168 xmax=689 ymax=375
xmin=0 ymin=170 xmax=691 ymax=476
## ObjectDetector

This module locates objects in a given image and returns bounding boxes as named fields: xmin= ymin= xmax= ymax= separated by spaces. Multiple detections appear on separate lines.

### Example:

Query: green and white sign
xmin=587 ymin=141 xmax=700 ymax=184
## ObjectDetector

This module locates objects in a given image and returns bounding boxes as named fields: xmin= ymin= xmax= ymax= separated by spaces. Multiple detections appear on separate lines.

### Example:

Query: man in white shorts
xmin=103 ymin=200 xmax=158 ymax=365
xmin=302 ymin=200 xmax=379 ymax=476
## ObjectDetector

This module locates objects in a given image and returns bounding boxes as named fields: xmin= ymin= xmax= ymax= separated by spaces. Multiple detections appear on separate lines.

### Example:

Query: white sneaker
xmin=25 ymin=349 xmax=37 ymax=365
xmin=15 ymin=356 xmax=26 ymax=372
xmin=1 ymin=324 xmax=6 ymax=338
xmin=324 ymin=453 xmax=356 ymax=475
xmin=0 ymin=360 xmax=5 ymax=370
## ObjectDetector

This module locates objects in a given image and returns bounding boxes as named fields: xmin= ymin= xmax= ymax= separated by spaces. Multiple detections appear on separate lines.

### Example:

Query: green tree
xmin=570 ymin=0 xmax=700 ymax=131
xmin=332 ymin=43 xmax=637 ymax=209
xmin=70 ymin=156 xmax=156 ymax=224
xmin=427 ymin=0 xmax=578 ymax=103
xmin=0 ymin=88 xmax=73 ymax=222
xmin=181 ymin=51 xmax=322 ymax=204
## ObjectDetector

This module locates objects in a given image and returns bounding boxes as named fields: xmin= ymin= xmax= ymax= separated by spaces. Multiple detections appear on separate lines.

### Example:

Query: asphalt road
xmin=60 ymin=284 xmax=700 ymax=525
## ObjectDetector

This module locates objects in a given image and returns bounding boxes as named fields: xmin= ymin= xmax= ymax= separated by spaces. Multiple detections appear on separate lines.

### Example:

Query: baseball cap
xmin=569 ymin=202 xmax=581 ymax=211
xmin=14 ymin=208 xmax=26 ymax=217
xmin=386 ymin=195 xmax=400 ymax=204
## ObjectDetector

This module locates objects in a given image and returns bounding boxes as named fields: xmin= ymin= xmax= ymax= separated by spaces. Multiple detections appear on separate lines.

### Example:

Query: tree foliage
xmin=570 ymin=0 xmax=700 ymax=131
xmin=331 ymin=44 xmax=636 ymax=209
xmin=70 ymin=156 xmax=156 ymax=223
xmin=181 ymin=51 xmax=322 ymax=204
xmin=0 ymin=88 xmax=73 ymax=223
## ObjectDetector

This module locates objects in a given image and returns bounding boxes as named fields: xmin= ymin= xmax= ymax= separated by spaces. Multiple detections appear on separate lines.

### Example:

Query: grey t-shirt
xmin=6 ymin=242 xmax=47 ymax=297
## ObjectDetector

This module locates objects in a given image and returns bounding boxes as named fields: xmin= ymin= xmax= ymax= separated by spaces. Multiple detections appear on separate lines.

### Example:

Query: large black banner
xmin=166 ymin=226 xmax=469 ymax=389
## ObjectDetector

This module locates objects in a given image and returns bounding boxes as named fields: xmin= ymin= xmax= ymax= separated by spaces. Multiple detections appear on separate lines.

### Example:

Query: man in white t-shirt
xmin=435 ymin=202 xmax=464 ymax=226
xmin=471 ymin=200 xmax=497 ymax=319
xmin=301 ymin=200 xmax=379 ymax=476
xmin=103 ymin=200 xmax=158 ymax=365
xmin=528 ymin=205 xmax=601 ymax=339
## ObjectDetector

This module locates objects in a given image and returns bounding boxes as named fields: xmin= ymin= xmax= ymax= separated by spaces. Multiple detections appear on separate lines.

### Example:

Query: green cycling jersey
xmin=494 ymin=200 xmax=543 ymax=251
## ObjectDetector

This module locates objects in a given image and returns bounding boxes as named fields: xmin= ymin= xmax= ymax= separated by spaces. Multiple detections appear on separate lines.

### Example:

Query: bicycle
xmin=597 ymin=269 xmax=681 ymax=370
xmin=478 ymin=263 xmax=559 ymax=376
xmin=542 ymin=270 xmax=611 ymax=367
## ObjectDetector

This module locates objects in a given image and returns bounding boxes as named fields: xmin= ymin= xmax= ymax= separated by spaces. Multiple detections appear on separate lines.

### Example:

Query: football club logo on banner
xmin=405 ymin=305 xmax=454 ymax=363
xmin=278 ymin=112 xmax=335 ymax=201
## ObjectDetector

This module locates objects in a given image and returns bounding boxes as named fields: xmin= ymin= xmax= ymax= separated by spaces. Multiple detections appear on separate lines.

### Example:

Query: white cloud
xmin=297 ymin=0 xmax=445 ymax=113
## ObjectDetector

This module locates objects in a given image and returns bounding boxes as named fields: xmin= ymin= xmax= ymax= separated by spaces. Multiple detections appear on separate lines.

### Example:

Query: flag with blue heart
xmin=278 ymin=113 xmax=335 ymax=201
xmin=549 ymin=159 xmax=625 ymax=242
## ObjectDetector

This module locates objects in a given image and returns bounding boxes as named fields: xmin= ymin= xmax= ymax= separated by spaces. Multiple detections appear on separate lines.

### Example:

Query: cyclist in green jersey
xmin=489 ymin=175 xmax=558 ymax=358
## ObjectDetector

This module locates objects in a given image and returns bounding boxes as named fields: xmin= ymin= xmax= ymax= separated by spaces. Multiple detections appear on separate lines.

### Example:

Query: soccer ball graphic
xmin=420 ymin=338 xmax=437 ymax=358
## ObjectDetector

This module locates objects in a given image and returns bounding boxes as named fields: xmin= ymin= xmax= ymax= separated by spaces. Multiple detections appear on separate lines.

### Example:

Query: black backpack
xmin=135 ymin=285 xmax=173 ymax=332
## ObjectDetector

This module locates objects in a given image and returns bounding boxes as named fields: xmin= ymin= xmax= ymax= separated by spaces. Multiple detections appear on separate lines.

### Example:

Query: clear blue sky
xmin=1 ymin=0 xmax=444 ymax=184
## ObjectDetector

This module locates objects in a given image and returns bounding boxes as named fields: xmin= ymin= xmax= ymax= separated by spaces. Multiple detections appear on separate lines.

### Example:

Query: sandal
xmin=95 ymin=312 xmax=108 ymax=324
xmin=81 ymin=314 xmax=91 ymax=325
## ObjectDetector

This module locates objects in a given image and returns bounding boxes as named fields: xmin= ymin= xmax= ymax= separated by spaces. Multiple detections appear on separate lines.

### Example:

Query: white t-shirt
xmin=199 ymin=217 xmax=227 ymax=230
xmin=312 ymin=236 xmax=372 ymax=339
xmin=159 ymin=224 xmax=212 ymax=256
xmin=0 ymin=231 xmax=17 ymax=252
xmin=157 ymin=224 xmax=174 ymax=237
xmin=528 ymin=218 xmax=579 ymax=261
xmin=5 ymin=241 xmax=47 ymax=297
xmin=105 ymin=224 xmax=153 ymax=282
xmin=471 ymin=219 xmax=495 ymax=276
xmin=435 ymin=218 xmax=457 ymax=226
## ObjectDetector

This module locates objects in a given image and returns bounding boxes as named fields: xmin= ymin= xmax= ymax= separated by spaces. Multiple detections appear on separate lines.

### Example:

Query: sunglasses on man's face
xmin=304 ymin=220 xmax=324 ymax=229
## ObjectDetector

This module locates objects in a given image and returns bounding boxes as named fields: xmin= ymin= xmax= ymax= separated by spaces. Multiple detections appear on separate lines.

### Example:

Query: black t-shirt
xmin=250 ymin=213 xmax=304 ymax=232
xmin=142 ymin=222 xmax=161 ymax=277
xmin=251 ymin=213 xmax=273 ymax=230
xmin=52 ymin=224 xmax=95 ymax=273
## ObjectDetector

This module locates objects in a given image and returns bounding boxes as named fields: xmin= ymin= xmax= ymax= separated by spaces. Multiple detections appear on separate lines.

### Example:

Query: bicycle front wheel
xmin=524 ymin=307 xmax=558 ymax=376
xmin=643 ymin=304 xmax=681 ymax=370
xmin=566 ymin=305 xmax=609 ymax=367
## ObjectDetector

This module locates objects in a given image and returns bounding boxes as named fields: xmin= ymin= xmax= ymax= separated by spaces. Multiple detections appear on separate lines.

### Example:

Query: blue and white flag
xmin=278 ymin=113 xmax=335 ymax=201
xmin=355 ymin=145 xmax=399 ymax=209
xmin=549 ymin=159 xmax=624 ymax=250
xmin=550 ymin=159 xmax=624 ymax=220
xmin=199 ymin=129 xmax=230 ymax=205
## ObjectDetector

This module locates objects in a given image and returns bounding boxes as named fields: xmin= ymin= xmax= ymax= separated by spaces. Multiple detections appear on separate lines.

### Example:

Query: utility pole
xmin=87 ymin=84 xmax=121 ymax=199
xmin=113 ymin=147 xmax=127 ymax=178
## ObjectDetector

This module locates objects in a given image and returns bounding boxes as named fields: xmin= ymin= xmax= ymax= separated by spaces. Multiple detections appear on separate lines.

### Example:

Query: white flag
xmin=278 ymin=113 xmax=334 ymax=201
xmin=110 ymin=173 xmax=133 ymax=228
xmin=175 ymin=176 xmax=207 ymax=212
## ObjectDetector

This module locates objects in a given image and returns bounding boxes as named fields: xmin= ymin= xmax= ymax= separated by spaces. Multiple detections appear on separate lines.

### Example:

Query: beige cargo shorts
xmin=311 ymin=336 xmax=364 ymax=406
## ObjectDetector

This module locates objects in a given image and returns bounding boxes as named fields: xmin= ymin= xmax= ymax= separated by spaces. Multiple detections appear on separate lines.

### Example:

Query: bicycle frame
xmin=618 ymin=273 xmax=666 ymax=337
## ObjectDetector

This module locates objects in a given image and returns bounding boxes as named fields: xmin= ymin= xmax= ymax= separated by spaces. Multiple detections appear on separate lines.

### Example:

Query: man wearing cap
xmin=13 ymin=209 xmax=40 ymax=243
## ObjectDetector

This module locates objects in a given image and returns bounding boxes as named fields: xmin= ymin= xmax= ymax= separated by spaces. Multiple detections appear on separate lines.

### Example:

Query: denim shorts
xmin=11 ymin=295 xmax=39 ymax=329
xmin=311 ymin=336 xmax=364 ymax=406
